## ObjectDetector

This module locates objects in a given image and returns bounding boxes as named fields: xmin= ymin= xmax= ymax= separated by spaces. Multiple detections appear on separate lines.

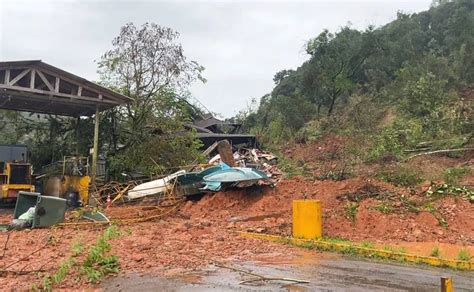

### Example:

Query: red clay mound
xmin=181 ymin=176 xmax=473 ymax=245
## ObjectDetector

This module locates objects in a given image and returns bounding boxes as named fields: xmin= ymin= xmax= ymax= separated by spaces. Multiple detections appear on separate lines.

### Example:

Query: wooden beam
xmin=0 ymin=96 xmax=11 ymax=107
xmin=90 ymin=105 xmax=100 ymax=206
xmin=4 ymin=70 xmax=10 ymax=84
xmin=0 ymin=90 xmax=98 ymax=107
xmin=36 ymin=70 xmax=54 ymax=91
xmin=38 ymin=66 xmax=123 ymax=102
xmin=0 ymin=93 xmax=98 ymax=116
xmin=77 ymin=86 xmax=82 ymax=96
xmin=0 ymin=84 xmax=118 ymax=104
xmin=8 ymin=69 xmax=30 ymax=86
xmin=217 ymin=140 xmax=236 ymax=166
xmin=55 ymin=77 xmax=60 ymax=92
xmin=30 ymin=69 xmax=36 ymax=89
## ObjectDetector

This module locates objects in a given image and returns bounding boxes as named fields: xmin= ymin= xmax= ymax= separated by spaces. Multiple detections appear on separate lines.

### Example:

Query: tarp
xmin=200 ymin=163 xmax=268 ymax=191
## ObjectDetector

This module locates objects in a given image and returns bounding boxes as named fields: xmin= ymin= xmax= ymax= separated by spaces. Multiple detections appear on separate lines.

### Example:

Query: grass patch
xmin=444 ymin=167 xmax=470 ymax=185
xmin=344 ymin=203 xmax=359 ymax=222
xmin=398 ymin=247 xmax=407 ymax=253
xmin=376 ymin=167 xmax=422 ymax=187
xmin=33 ymin=226 xmax=120 ymax=291
xmin=424 ymin=202 xmax=436 ymax=213
xmin=430 ymin=246 xmax=440 ymax=257
xmin=437 ymin=217 xmax=448 ymax=228
xmin=277 ymin=157 xmax=311 ymax=178
xmin=370 ymin=203 xmax=395 ymax=214
xmin=457 ymin=249 xmax=472 ymax=261
xmin=360 ymin=241 xmax=375 ymax=249
xmin=255 ymin=233 xmax=473 ymax=270
xmin=317 ymin=165 xmax=352 ymax=181
xmin=80 ymin=225 xmax=120 ymax=283
xmin=382 ymin=245 xmax=396 ymax=252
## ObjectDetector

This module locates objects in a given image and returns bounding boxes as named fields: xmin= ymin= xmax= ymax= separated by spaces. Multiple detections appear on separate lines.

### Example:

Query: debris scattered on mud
xmin=1 ymin=174 xmax=473 ymax=290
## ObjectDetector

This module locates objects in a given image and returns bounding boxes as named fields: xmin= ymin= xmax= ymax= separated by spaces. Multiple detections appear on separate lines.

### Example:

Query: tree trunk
xmin=327 ymin=94 xmax=337 ymax=117
xmin=217 ymin=140 xmax=236 ymax=167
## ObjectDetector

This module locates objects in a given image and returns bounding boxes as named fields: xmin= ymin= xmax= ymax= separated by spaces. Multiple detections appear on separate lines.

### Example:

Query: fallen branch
xmin=1 ymin=229 xmax=75 ymax=270
xmin=0 ymin=269 xmax=47 ymax=276
xmin=1 ymin=232 xmax=10 ymax=258
xmin=58 ymin=200 xmax=183 ymax=226
xmin=403 ymin=147 xmax=431 ymax=153
xmin=1 ymin=243 xmax=49 ymax=270
xmin=18 ymin=257 xmax=55 ymax=274
xmin=406 ymin=148 xmax=474 ymax=160
xmin=228 ymin=212 xmax=285 ymax=223
xmin=214 ymin=262 xmax=309 ymax=285
xmin=240 ymin=277 xmax=311 ymax=285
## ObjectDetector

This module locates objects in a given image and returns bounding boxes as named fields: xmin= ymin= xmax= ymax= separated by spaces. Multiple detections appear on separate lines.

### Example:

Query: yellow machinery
xmin=0 ymin=162 xmax=35 ymax=199
xmin=61 ymin=156 xmax=91 ymax=204
xmin=43 ymin=156 xmax=91 ymax=205
xmin=0 ymin=145 xmax=35 ymax=200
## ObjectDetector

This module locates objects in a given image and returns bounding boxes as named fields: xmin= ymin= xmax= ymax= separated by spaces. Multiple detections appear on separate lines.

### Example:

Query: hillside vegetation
xmin=240 ymin=0 xmax=473 ymax=168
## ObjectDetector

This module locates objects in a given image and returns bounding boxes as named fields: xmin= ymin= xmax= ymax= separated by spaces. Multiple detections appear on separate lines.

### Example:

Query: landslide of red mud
xmin=1 ymin=176 xmax=473 ymax=290
xmin=183 ymin=177 xmax=474 ymax=245
xmin=0 ymin=202 xmax=305 ymax=290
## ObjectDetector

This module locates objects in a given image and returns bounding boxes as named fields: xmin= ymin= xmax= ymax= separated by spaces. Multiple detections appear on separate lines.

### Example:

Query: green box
xmin=14 ymin=191 xmax=67 ymax=228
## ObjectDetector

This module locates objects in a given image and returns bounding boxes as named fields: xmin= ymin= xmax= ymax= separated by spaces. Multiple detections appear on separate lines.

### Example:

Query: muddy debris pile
xmin=180 ymin=177 xmax=473 ymax=245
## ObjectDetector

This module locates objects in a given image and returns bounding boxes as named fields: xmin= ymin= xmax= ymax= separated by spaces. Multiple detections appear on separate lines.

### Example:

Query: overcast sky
xmin=0 ymin=0 xmax=432 ymax=118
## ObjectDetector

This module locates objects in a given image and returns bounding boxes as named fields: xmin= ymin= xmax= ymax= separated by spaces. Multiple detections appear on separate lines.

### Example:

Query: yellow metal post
xmin=441 ymin=277 xmax=453 ymax=292
xmin=292 ymin=199 xmax=322 ymax=239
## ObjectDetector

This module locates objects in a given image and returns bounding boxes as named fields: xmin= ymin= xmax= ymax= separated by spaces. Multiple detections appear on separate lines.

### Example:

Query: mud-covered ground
xmin=1 ymin=174 xmax=473 ymax=290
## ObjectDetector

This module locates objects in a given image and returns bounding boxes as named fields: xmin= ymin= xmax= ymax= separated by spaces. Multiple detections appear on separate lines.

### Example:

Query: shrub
xmin=80 ymin=225 xmax=120 ymax=283
xmin=345 ymin=202 xmax=359 ymax=222
xmin=444 ymin=167 xmax=470 ymax=185
xmin=457 ymin=249 xmax=471 ymax=261
xmin=430 ymin=246 xmax=440 ymax=257
xmin=370 ymin=203 xmax=395 ymax=214
xmin=366 ymin=117 xmax=425 ymax=162
xmin=377 ymin=166 xmax=423 ymax=187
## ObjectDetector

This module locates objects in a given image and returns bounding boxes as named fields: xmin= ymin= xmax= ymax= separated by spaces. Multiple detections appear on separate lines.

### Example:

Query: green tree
xmin=98 ymin=22 xmax=206 ymax=177
xmin=304 ymin=27 xmax=377 ymax=116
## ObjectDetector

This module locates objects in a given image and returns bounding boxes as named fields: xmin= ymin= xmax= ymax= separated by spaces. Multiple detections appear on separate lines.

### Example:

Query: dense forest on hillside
xmin=239 ymin=0 xmax=473 ymax=164
xmin=0 ymin=0 xmax=472 ymax=183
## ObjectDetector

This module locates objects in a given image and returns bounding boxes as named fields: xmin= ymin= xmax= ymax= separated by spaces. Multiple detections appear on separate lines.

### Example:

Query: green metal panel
xmin=14 ymin=191 xmax=67 ymax=228
xmin=13 ymin=192 xmax=38 ymax=219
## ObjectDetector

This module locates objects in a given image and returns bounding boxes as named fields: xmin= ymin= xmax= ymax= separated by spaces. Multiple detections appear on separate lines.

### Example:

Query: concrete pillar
xmin=90 ymin=105 xmax=100 ymax=206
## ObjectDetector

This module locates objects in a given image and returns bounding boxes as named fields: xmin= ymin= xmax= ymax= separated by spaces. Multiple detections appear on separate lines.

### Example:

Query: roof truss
xmin=0 ymin=60 xmax=132 ymax=116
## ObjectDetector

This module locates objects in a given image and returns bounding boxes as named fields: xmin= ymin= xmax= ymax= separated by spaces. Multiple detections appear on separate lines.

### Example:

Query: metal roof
xmin=0 ymin=60 xmax=132 ymax=116
xmin=194 ymin=116 xmax=239 ymax=129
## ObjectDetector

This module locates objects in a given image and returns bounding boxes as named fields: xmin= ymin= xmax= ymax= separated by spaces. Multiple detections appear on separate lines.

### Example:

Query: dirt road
xmin=102 ymin=254 xmax=474 ymax=291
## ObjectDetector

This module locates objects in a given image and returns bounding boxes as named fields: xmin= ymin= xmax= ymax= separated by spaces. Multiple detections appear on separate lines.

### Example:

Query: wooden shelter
xmin=0 ymin=60 xmax=132 ymax=193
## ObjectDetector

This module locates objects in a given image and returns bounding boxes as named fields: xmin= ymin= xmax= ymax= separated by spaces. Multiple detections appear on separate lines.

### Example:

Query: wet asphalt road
xmin=102 ymin=254 xmax=474 ymax=291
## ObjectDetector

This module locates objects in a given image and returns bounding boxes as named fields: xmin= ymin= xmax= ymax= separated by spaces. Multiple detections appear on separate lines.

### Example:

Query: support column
xmin=75 ymin=116 xmax=81 ymax=155
xmin=90 ymin=105 xmax=100 ymax=206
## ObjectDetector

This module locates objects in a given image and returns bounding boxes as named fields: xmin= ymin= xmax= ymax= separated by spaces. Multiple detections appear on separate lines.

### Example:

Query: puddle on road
xmin=172 ymin=272 xmax=204 ymax=284
xmin=253 ymin=248 xmax=338 ymax=265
